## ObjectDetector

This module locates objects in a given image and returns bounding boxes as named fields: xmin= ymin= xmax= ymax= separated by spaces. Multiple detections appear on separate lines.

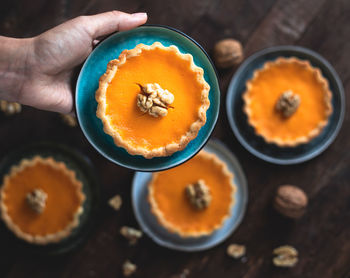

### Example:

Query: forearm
xmin=0 ymin=36 xmax=33 ymax=102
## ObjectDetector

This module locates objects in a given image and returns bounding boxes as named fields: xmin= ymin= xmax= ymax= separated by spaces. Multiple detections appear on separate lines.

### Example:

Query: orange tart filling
xmin=96 ymin=42 xmax=210 ymax=158
xmin=243 ymin=57 xmax=332 ymax=146
xmin=148 ymin=150 xmax=236 ymax=237
xmin=0 ymin=156 xmax=85 ymax=244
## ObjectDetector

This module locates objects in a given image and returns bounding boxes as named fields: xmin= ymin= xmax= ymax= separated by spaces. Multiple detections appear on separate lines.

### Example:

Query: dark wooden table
xmin=1 ymin=0 xmax=349 ymax=277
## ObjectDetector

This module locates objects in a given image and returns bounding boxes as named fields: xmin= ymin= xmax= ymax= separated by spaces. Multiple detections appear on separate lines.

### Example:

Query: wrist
xmin=0 ymin=36 xmax=34 ymax=102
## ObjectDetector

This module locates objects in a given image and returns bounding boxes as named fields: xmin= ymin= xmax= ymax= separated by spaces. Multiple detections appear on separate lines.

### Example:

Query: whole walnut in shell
xmin=213 ymin=39 xmax=243 ymax=69
xmin=274 ymin=185 xmax=308 ymax=219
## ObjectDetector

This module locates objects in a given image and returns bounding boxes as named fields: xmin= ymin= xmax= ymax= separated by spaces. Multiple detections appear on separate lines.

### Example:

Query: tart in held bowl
xmin=0 ymin=156 xmax=85 ymax=245
xmin=242 ymin=57 xmax=332 ymax=147
xmin=96 ymin=42 xmax=210 ymax=159
xmin=148 ymin=150 xmax=236 ymax=237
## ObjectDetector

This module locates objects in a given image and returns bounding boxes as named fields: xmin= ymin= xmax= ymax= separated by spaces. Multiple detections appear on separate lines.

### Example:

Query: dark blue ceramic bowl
xmin=76 ymin=25 xmax=220 ymax=171
xmin=226 ymin=46 xmax=345 ymax=165
xmin=0 ymin=142 xmax=100 ymax=255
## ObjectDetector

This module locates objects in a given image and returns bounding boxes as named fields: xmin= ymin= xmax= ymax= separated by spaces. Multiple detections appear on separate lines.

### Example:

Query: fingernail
xmin=131 ymin=12 xmax=147 ymax=19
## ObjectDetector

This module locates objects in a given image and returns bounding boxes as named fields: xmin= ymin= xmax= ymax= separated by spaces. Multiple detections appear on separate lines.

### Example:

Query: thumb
xmin=80 ymin=11 xmax=147 ymax=39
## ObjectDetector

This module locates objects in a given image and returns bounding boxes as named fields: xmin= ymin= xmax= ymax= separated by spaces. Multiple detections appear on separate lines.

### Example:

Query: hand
xmin=0 ymin=11 xmax=147 ymax=113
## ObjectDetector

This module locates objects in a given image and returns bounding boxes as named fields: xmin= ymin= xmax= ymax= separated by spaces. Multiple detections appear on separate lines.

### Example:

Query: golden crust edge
xmin=95 ymin=42 xmax=211 ymax=159
xmin=242 ymin=57 xmax=333 ymax=147
xmin=0 ymin=156 xmax=85 ymax=245
xmin=147 ymin=150 xmax=236 ymax=237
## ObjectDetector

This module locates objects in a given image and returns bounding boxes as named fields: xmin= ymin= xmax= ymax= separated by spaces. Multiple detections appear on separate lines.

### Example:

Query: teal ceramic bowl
xmin=76 ymin=25 xmax=220 ymax=171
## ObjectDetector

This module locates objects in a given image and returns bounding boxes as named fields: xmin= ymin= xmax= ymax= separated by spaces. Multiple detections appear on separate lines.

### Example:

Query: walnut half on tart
xmin=0 ymin=156 xmax=85 ymax=245
xmin=148 ymin=150 xmax=236 ymax=237
xmin=242 ymin=57 xmax=332 ymax=147
xmin=96 ymin=42 xmax=210 ymax=159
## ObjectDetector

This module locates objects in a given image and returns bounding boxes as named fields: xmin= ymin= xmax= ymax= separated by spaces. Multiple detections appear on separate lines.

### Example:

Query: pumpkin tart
xmin=148 ymin=150 xmax=236 ymax=237
xmin=243 ymin=57 xmax=332 ymax=146
xmin=96 ymin=42 xmax=210 ymax=159
xmin=0 ymin=156 xmax=85 ymax=244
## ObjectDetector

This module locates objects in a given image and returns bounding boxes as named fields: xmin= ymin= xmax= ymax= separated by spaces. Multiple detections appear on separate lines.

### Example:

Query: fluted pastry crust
xmin=96 ymin=42 xmax=210 ymax=158
xmin=148 ymin=151 xmax=236 ymax=237
xmin=0 ymin=156 xmax=85 ymax=245
xmin=242 ymin=57 xmax=332 ymax=146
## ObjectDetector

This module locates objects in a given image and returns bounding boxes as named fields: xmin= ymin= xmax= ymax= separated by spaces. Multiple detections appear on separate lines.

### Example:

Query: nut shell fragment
xmin=122 ymin=260 xmax=137 ymax=276
xmin=108 ymin=195 xmax=122 ymax=211
xmin=120 ymin=226 xmax=142 ymax=245
xmin=227 ymin=244 xmax=246 ymax=259
xmin=273 ymin=245 xmax=298 ymax=267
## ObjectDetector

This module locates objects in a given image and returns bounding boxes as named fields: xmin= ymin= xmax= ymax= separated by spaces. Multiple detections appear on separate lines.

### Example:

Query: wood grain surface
xmin=0 ymin=0 xmax=349 ymax=277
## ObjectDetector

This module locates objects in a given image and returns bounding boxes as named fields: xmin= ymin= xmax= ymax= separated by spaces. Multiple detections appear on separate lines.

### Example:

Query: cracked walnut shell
xmin=122 ymin=260 xmax=137 ymax=276
xmin=273 ymin=245 xmax=298 ymax=267
xmin=108 ymin=194 xmax=122 ymax=211
xmin=120 ymin=226 xmax=142 ymax=245
xmin=227 ymin=244 xmax=246 ymax=259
